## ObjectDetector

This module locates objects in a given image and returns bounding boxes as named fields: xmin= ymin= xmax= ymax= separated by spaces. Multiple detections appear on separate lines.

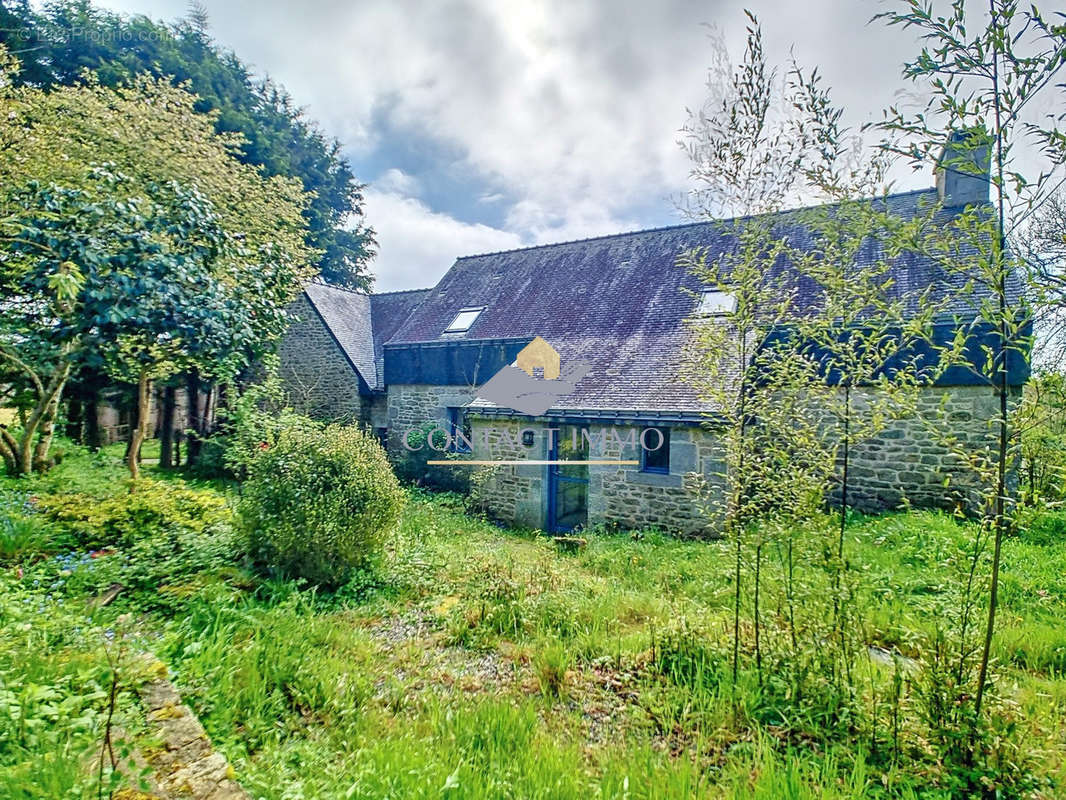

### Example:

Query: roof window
xmin=698 ymin=289 xmax=736 ymax=315
xmin=445 ymin=307 xmax=484 ymax=332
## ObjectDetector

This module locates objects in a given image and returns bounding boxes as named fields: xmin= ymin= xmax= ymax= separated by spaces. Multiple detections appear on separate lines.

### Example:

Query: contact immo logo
xmin=405 ymin=337 xmax=667 ymax=467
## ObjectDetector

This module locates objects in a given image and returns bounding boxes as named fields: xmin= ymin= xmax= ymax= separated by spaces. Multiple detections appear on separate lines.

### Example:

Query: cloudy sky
xmin=92 ymin=0 xmax=930 ymax=291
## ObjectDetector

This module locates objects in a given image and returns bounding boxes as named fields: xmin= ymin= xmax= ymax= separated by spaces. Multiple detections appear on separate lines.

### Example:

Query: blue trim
xmin=640 ymin=427 xmax=671 ymax=474
xmin=545 ymin=425 xmax=590 ymax=533
xmin=384 ymin=337 xmax=532 ymax=386
xmin=447 ymin=407 xmax=472 ymax=454
xmin=760 ymin=320 xmax=1031 ymax=388
xmin=466 ymin=407 xmax=712 ymax=426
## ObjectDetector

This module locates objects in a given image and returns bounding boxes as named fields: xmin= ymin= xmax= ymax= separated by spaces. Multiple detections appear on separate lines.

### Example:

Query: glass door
xmin=547 ymin=425 xmax=589 ymax=533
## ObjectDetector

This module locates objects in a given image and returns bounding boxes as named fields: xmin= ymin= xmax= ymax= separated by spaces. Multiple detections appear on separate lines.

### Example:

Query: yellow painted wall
xmin=515 ymin=336 xmax=561 ymax=380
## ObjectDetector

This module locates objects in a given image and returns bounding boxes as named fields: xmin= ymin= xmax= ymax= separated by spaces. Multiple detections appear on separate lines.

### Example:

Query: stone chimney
xmin=936 ymin=128 xmax=991 ymax=208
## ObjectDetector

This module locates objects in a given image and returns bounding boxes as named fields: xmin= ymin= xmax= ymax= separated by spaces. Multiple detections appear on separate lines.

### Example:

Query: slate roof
xmin=303 ymin=282 xmax=377 ymax=390
xmin=387 ymin=188 xmax=998 ymax=413
xmin=303 ymin=187 xmax=1014 ymax=413
xmin=370 ymin=288 xmax=431 ymax=387
xmin=302 ymin=283 xmax=432 ymax=391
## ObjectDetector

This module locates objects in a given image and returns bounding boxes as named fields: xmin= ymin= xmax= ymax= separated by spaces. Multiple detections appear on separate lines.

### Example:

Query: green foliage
xmin=60 ymin=523 xmax=244 ymax=612
xmin=1018 ymin=372 xmax=1066 ymax=505
xmin=36 ymin=478 xmax=231 ymax=549
xmin=533 ymin=642 xmax=571 ymax=699
xmin=0 ymin=60 xmax=315 ymax=475
xmin=1019 ymin=510 xmax=1066 ymax=547
xmin=239 ymin=424 xmax=405 ymax=588
xmin=0 ymin=514 xmax=64 ymax=562
xmin=391 ymin=420 xmax=474 ymax=494
xmin=0 ymin=0 xmax=374 ymax=288
xmin=161 ymin=593 xmax=375 ymax=752
xmin=216 ymin=372 xmax=323 ymax=480
xmin=0 ymin=578 xmax=147 ymax=798
xmin=3 ymin=442 xmax=1064 ymax=797
xmin=652 ymin=622 xmax=723 ymax=693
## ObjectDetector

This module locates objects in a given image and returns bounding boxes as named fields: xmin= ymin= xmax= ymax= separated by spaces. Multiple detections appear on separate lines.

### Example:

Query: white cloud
xmin=373 ymin=168 xmax=421 ymax=197
xmin=364 ymin=189 xmax=523 ymax=292
xmin=93 ymin=0 xmax=936 ymax=287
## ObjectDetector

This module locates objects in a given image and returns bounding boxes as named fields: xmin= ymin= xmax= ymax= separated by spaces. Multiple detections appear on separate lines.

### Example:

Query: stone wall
xmin=466 ymin=418 xmax=722 ymax=535
xmin=843 ymin=384 xmax=1015 ymax=512
xmin=462 ymin=384 xmax=1013 ymax=534
xmin=278 ymin=294 xmax=366 ymax=423
xmin=386 ymin=384 xmax=477 ymax=488
xmin=466 ymin=418 xmax=545 ymax=528
xmin=385 ymin=384 xmax=475 ymax=453
xmin=589 ymin=423 xmax=722 ymax=536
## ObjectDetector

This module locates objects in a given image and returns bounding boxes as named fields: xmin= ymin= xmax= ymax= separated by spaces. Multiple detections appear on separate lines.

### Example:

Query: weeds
xmin=3 ymin=448 xmax=1064 ymax=797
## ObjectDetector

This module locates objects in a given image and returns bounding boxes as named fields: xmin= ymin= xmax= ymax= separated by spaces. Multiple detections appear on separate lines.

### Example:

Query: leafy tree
xmin=0 ymin=51 xmax=315 ymax=475
xmin=0 ymin=0 xmax=375 ymax=288
xmin=1017 ymin=371 xmax=1066 ymax=505
xmin=2 ymin=173 xmax=262 ymax=478
xmin=678 ymin=14 xmax=857 ymax=687
xmin=1016 ymin=188 xmax=1066 ymax=366
xmin=874 ymin=0 xmax=1066 ymax=722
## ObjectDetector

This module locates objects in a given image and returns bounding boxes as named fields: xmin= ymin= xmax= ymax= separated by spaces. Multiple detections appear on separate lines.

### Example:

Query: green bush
xmin=57 ymin=523 xmax=245 ymax=610
xmin=1018 ymin=510 xmax=1066 ymax=546
xmin=187 ymin=372 xmax=322 ymax=480
xmin=239 ymin=424 xmax=405 ymax=588
xmin=220 ymin=375 xmax=323 ymax=480
xmin=35 ymin=479 xmax=232 ymax=549
xmin=0 ymin=514 xmax=66 ymax=562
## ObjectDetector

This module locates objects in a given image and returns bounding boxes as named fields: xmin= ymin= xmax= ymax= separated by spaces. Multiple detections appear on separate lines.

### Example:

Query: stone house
xmin=280 ymin=144 xmax=1027 ymax=535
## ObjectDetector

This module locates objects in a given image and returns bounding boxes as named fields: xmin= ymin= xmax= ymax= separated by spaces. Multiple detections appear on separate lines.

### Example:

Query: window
xmin=447 ymin=407 xmax=472 ymax=453
xmin=698 ymin=289 xmax=736 ymax=315
xmin=444 ymin=307 xmax=484 ymax=333
xmin=640 ymin=427 xmax=670 ymax=474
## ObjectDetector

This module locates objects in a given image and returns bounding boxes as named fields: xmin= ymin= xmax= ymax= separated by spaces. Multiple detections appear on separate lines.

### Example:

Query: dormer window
xmin=445 ymin=307 xmax=484 ymax=333
xmin=698 ymin=289 xmax=736 ymax=315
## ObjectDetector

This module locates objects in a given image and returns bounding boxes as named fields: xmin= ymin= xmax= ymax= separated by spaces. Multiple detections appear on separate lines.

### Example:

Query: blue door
xmin=547 ymin=425 xmax=589 ymax=533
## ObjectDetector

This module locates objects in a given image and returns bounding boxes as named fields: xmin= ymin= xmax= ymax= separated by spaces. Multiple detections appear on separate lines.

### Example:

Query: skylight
xmin=698 ymin=289 xmax=736 ymax=315
xmin=445 ymin=307 xmax=484 ymax=333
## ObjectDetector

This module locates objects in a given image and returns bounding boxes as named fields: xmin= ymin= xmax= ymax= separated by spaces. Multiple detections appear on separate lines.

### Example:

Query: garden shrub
xmin=0 ymin=514 xmax=67 ymax=562
xmin=54 ymin=522 xmax=245 ymax=610
xmin=187 ymin=372 xmax=323 ymax=480
xmin=1018 ymin=509 xmax=1066 ymax=546
xmin=239 ymin=423 xmax=405 ymax=588
xmin=219 ymin=375 xmax=323 ymax=480
xmin=35 ymin=479 xmax=232 ymax=549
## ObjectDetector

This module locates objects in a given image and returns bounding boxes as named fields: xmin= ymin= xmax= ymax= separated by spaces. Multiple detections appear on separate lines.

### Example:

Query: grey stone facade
xmin=844 ymin=384 xmax=1015 ymax=512
xmin=278 ymin=294 xmax=366 ymax=422
xmin=589 ymin=424 xmax=723 ymax=535
xmin=278 ymin=292 xmax=1012 ymax=531
xmin=465 ymin=417 xmax=545 ymax=527
xmin=460 ymin=384 xmax=1009 ymax=534
xmin=384 ymin=384 xmax=476 ymax=458
xmin=465 ymin=417 xmax=723 ymax=535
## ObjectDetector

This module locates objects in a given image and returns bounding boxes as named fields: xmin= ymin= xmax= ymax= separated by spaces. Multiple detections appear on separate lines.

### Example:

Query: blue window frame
xmin=640 ymin=427 xmax=670 ymax=474
xmin=447 ymin=407 xmax=472 ymax=453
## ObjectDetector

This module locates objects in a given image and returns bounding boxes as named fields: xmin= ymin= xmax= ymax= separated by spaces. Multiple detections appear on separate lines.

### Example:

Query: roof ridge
xmin=454 ymin=187 xmax=939 ymax=261
xmin=307 ymin=278 xmax=369 ymax=297
xmin=372 ymin=286 xmax=433 ymax=297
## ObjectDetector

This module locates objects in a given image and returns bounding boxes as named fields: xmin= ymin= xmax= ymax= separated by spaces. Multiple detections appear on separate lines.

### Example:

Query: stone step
xmin=135 ymin=667 xmax=250 ymax=800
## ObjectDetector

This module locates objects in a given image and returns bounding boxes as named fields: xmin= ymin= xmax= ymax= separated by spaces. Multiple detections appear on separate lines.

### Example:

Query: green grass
xmin=1 ymin=447 xmax=1064 ymax=798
